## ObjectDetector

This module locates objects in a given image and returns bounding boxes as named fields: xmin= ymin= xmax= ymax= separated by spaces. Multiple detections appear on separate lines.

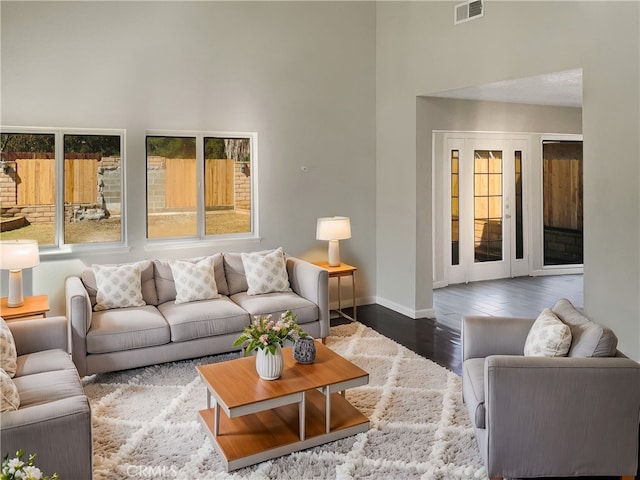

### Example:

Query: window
xmin=146 ymin=132 xmax=255 ymax=240
xmin=514 ymin=150 xmax=524 ymax=260
xmin=0 ymin=128 xmax=124 ymax=249
xmin=542 ymin=140 xmax=583 ymax=266
xmin=451 ymin=150 xmax=460 ymax=266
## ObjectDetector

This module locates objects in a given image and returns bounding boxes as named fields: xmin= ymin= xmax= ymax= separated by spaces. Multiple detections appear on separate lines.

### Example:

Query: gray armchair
xmin=1 ymin=316 xmax=92 ymax=479
xmin=462 ymin=314 xmax=640 ymax=480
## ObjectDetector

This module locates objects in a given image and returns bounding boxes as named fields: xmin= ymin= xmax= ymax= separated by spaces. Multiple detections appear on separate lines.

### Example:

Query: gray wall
xmin=376 ymin=1 xmax=640 ymax=358
xmin=0 ymin=1 xmax=377 ymax=312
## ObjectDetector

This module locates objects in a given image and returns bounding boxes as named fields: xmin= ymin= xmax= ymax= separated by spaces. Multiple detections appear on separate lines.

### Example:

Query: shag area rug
xmin=83 ymin=322 xmax=487 ymax=479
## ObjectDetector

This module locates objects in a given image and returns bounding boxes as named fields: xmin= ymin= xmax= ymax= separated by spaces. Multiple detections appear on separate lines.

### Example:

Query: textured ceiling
xmin=429 ymin=69 xmax=583 ymax=108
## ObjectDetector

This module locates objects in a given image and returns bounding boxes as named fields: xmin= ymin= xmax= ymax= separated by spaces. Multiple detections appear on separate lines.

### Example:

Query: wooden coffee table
xmin=196 ymin=341 xmax=369 ymax=472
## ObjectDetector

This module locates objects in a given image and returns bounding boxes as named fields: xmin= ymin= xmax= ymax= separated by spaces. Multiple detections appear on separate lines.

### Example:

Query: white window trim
xmin=1 ymin=126 xmax=128 ymax=256
xmin=144 ymin=129 xmax=259 ymax=247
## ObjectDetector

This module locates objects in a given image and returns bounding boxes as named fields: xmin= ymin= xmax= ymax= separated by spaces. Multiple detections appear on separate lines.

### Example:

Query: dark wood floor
xmin=333 ymin=274 xmax=639 ymax=480
xmin=333 ymin=274 xmax=583 ymax=376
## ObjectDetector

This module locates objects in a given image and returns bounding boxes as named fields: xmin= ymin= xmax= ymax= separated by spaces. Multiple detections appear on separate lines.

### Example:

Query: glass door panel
xmin=473 ymin=150 xmax=503 ymax=263
xmin=542 ymin=141 xmax=583 ymax=266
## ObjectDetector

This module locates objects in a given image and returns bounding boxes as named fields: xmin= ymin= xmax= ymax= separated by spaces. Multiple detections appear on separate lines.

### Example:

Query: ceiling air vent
xmin=455 ymin=0 xmax=484 ymax=25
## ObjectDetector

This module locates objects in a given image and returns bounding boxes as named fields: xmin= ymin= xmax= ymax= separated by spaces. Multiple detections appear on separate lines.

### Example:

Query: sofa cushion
xmin=158 ymin=297 xmax=249 ymax=342
xmin=241 ymin=247 xmax=292 ymax=296
xmin=83 ymin=260 xmax=158 ymax=307
xmin=524 ymin=308 xmax=572 ymax=357
xmin=462 ymin=358 xmax=485 ymax=429
xmin=0 ymin=317 xmax=17 ymax=377
xmin=12 ymin=369 xmax=84 ymax=408
xmin=0 ymin=368 xmax=20 ymax=412
xmin=552 ymin=298 xmax=618 ymax=357
xmin=93 ymin=262 xmax=146 ymax=311
xmin=154 ymin=253 xmax=228 ymax=303
xmin=231 ymin=292 xmax=318 ymax=325
xmin=86 ymin=306 xmax=170 ymax=354
xmin=15 ymin=350 xmax=76 ymax=378
xmin=169 ymin=257 xmax=221 ymax=304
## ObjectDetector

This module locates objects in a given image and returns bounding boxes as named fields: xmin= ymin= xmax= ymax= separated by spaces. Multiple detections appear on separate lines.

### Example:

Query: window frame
xmin=0 ymin=126 xmax=127 ymax=255
xmin=145 ymin=129 xmax=258 ymax=246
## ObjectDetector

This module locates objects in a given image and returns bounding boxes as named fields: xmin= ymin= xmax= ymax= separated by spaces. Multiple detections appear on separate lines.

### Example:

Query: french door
xmin=447 ymin=136 xmax=528 ymax=284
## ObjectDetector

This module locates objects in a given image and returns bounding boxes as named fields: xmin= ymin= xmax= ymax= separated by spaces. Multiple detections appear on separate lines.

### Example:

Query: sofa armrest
xmin=462 ymin=315 xmax=535 ymax=361
xmin=65 ymin=275 xmax=91 ymax=377
xmin=8 ymin=316 xmax=68 ymax=355
xmin=484 ymin=355 xmax=640 ymax=477
xmin=286 ymin=257 xmax=330 ymax=338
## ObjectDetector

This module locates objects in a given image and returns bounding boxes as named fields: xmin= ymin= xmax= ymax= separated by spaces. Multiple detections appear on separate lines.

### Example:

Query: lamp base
xmin=327 ymin=240 xmax=341 ymax=267
xmin=7 ymin=269 xmax=24 ymax=308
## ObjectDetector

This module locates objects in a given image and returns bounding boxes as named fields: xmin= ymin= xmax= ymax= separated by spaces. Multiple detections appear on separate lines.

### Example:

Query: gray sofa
xmin=1 ymin=316 xmax=93 ymax=479
xmin=66 ymin=252 xmax=329 ymax=377
xmin=462 ymin=299 xmax=640 ymax=480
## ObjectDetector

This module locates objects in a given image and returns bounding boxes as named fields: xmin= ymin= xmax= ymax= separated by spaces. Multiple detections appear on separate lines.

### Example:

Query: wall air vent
xmin=455 ymin=0 xmax=484 ymax=25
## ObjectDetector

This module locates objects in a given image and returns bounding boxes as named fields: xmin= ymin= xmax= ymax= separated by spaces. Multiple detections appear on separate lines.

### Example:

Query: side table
xmin=0 ymin=295 xmax=50 ymax=321
xmin=313 ymin=262 xmax=357 ymax=322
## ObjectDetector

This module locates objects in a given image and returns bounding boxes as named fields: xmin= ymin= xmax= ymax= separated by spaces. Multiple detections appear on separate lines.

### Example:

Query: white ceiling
xmin=429 ymin=69 xmax=583 ymax=108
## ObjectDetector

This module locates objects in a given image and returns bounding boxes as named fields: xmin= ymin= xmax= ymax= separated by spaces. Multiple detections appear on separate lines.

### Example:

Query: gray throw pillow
xmin=552 ymin=298 xmax=618 ymax=357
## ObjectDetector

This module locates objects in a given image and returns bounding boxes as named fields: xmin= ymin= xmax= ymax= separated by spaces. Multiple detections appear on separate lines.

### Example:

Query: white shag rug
xmin=83 ymin=322 xmax=487 ymax=479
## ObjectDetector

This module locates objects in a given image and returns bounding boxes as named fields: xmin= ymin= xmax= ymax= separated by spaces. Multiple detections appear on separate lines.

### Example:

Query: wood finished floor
xmin=333 ymin=274 xmax=640 ymax=480
xmin=333 ymin=274 xmax=584 ymax=376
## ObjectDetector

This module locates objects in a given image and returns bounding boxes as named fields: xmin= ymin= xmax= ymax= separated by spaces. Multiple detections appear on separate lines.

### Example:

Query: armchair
xmin=462 ymin=314 xmax=640 ymax=480
xmin=1 ymin=316 xmax=92 ymax=479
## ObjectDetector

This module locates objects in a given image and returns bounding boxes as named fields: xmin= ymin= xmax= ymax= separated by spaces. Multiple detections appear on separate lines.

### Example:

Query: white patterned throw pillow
xmin=169 ymin=257 xmax=220 ymax=304
xmin=241 ymin=247 xmax=292 ymax=296
xmin=0 ymin=368 xmax=20 ymax=412
xmin=0 ymin=318 xmax=17 ymax=378
xmin=524 ymin=308 xmax=572 ymax=357
xmin=93 ymin=263 xmax=146 ymax=311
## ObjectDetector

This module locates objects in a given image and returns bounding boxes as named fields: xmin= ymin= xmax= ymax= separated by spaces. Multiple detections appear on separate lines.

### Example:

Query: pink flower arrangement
xmin=233 ymin=310 xmax=308 ymax=355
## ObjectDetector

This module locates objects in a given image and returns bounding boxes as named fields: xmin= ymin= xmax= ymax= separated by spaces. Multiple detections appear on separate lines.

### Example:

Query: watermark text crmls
xmin=126 ymin=465 xmax=178 ymax=478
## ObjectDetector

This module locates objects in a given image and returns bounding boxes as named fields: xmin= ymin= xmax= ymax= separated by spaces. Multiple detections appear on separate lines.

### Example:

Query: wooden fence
xmin=165 ymin=158 xmax=234 ymax=208
xmin=543 ymin=157 xmax=583 ymax=231
xmin=14 ymin=155 xmax=99 ymax=205
xmin=7 ymin=155 xmax=233 ymax=209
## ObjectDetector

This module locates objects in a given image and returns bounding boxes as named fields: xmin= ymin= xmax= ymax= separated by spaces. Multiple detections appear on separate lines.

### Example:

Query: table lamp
xmin=316 ymin=216 xmax=351 ymax=267
xmin=0 ymin=239 xmax=40 ymax=307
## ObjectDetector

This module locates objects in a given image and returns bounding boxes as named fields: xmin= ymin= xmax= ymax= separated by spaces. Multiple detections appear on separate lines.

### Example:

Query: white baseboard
xmin=530 ymin=267 xmax=583 ymax=276
xmin=374 ymin=297 xmax=436 ymax=320
xmin=328 ymin=296 xmax=376 ymax=311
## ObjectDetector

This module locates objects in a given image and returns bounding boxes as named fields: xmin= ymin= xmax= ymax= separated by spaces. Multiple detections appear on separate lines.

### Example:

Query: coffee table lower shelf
xmin=198 ymin=389 xmax=369 ymax=472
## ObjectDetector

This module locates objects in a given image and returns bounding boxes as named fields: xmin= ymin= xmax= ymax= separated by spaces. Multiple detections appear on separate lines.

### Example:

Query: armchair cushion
xmin=523 ymin=308 xmax=572 ymax=357
xmin=15 ymin=350 xmax=77 ymax=377
xmin=12 ymin=369 xmax=84 ymax=408
xmin=552 ymin=298 xmax=618 ymax=357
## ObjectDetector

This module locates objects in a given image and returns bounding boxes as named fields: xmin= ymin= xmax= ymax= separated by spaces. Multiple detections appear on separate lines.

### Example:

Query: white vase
xmin=255 ymin=344 xmax=284 ymax=380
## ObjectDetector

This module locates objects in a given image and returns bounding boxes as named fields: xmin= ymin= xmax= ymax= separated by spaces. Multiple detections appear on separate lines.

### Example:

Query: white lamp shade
xmin=316 ymin=217 xmax=351 ymax=241
xmin=0 ymin=239 xmax=40 ymax=270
